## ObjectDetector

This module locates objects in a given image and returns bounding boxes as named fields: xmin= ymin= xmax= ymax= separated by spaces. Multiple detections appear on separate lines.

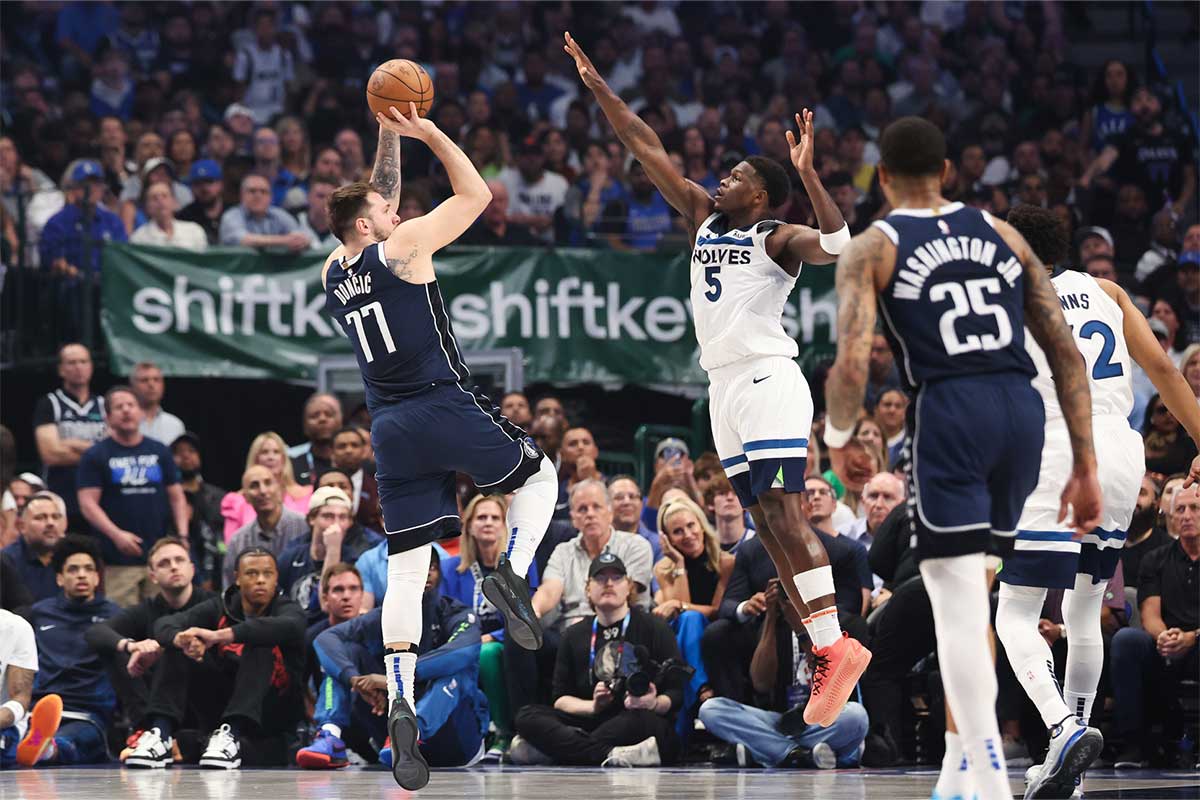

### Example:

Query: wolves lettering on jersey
xmin=324 ymin=242 xmax=468 ymax=412
xmin=690 ymin=213 xmax=800 ymax=372
xmin=872 ymin=203 xmax=1036 ymax=388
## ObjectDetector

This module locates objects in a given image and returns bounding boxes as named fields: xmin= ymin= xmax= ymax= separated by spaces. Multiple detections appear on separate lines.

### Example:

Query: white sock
xmin=385 ymin=649 xmax=418 ymax=709
xmin=920 ymin=553 xmax=1009 ymax=800
xmin=996 ymin=583 xmax=1071 ymax=728
xmin=933 ymin=732 xmax=972 ymax=800
xmin=793 ymin=567 xmax=842 ymax=648
xmin=1062 ymin=573 xmax=1107 ymax=725
xmin=321 ymin=723 xmax=342 ymax=738
xmin=807 ymin=606 xmax=842 ymax=649
xmin=504 ymin=458 xmax=557 ymax=578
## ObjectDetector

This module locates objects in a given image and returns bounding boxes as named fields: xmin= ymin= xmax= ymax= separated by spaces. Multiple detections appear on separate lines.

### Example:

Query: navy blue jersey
xmin=873 ymin=203 xmax=1036 ymax=388
xmin=325 ymin=242 xmax=468 ymax=411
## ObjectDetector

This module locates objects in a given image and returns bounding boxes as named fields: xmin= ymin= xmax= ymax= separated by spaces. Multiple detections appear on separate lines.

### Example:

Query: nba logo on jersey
xmin=937 ymin=220 xmax=950 ymax=235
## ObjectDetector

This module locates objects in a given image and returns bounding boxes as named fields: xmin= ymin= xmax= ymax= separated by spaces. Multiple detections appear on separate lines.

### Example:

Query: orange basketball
xmin=367 ymin=59 xmax=434 ymax=119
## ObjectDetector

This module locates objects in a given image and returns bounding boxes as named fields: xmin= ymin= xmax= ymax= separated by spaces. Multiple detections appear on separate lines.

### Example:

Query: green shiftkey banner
xmin=101 ymin=243 xmax=839 ymax=384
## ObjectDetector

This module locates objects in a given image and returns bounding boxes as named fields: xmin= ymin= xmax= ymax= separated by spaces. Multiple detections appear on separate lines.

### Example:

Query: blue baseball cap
xmin=1179 ymin=250 xmax=1200 ymax=269
xmin=69 ymin=160 xmax=103 ymax=183
xmin=189 ymin=159 xmax=222 ymax=182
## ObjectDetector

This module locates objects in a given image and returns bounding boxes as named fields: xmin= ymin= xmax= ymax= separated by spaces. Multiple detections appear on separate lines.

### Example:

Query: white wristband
xmin=823 ymin=420 xmax=854 ymax=449
xmin=819 ymin=223 xmax=852 ymax=255
xmin=2 ymin=699 xmax=26 ymax=727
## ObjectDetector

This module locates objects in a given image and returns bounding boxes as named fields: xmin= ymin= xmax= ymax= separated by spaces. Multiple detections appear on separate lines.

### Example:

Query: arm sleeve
xmin=86 ymin=603 xmax=152 ymax=653
xmin=543 ymin=543 xmax=567 ymax=584
xmin=76 ymin=445 xmax=104 ymax=489
xmin=232 ymin=48 xmax=249 ymax=82
xmin=38 ymin=215 xmax=65 ymax=265
xmin=32 ymin=395 xmax=54 ymax=428
xmin=1136 ymin=546 xmax=1166 ymax=607
xmin=624 ymin=536 xmax=655 ymax=601
xmin=314 ymin=611 xmax=382 ymax=684
xmin=414 ymin=601 xmax=481 ymax=682
xmin=154 ymin=598 xmax=220 ymax=645
xmin=160 ymin=445 xmax=179 ymax=485
xmin=231 ymin=600 xmax=307 ymax=647
xmin=853 ymin=542 xmax=873 ymax=590
xmin=719 ymin=549 xmax=752 ymax=620
xmin=551 ymin=623 xmax=582 ymax=701
xmin=218 ymin=209 xmax=247 ymax=245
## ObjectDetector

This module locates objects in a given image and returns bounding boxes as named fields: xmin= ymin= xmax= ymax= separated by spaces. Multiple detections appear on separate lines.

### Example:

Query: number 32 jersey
xmin=872 ymin=203 xmax=1035 ymax=388
xmin=325 ymin=241 xmax=468 ymax=412
xmin=690 ymin=213 xmax=800 ymax=372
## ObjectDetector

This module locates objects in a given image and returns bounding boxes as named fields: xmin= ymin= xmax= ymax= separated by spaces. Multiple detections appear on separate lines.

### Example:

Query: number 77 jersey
xmin=325 ymin=242 xmax=469 ymax=413
xmin=872 ymin=203 xmax=1037 ymax=389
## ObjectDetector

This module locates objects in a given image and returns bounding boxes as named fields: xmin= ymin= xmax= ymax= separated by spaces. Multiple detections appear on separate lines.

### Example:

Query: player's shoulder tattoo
xmin=387 ymin=245 xmax=419 ymax=281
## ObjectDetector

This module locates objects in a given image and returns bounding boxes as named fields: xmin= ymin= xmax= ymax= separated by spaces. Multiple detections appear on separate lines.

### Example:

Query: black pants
xmin=514 ymin=704 xmax=680 ymax=765
xmin=145 ymin=645 xmax=301 ymax=735
xmin=859 ymin=576 xmax=937 ymax=741
xmin=700 ymin=618 xmax=761 ymax=704
xmin=503 ymin=625 xmax=563 ymax=712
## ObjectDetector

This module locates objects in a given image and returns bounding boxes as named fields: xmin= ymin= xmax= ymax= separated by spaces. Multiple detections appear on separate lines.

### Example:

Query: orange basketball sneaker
xmin=16 ymin=694 xmax=63 ymax=766
xmin=803 ymin=633 xmax=872 ymax=728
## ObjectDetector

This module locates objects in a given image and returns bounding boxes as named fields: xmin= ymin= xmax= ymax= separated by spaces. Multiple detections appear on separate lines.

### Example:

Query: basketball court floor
xmin=5 ymin=765 xmax=1198 ymax=799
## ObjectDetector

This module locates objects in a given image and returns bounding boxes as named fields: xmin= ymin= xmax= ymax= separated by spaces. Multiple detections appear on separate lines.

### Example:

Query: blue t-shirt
xmin=77 ymin=436 xmax=179 ymax=566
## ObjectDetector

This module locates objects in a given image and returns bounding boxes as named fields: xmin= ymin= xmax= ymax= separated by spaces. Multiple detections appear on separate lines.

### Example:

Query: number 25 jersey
xmin=872 ymin=203 xmax=1036 ymax=389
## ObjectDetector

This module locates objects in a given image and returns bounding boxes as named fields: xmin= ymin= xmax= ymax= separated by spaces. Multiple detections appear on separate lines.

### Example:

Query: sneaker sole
xmin=803 ymin=644 xmax=873 ymax=728
xmin=481 ymin=575 xmax=543 ymax=650
xmin=199 ymin=758 xmax=241 ymax=769
xmin=389 ymin=710 xmax=430 ymax=790
xmin=296 ymin=750 xmax=350 ymax=769
xmin=811 ymin=742 xmax=837 ymax=770
xmin=1025 ymin=729 xmax=1103 ymax=800
xmin=16 ymin=695 xmax=63 ymax=766
xmin=125 ymin=755 xmax=172 ymax=769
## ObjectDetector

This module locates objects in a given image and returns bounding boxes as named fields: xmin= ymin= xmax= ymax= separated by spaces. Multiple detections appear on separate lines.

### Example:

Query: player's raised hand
xmin=377 ymin=103 xmax=438 ymax=142
xmin=564 ymin=32 xmax=605 ymax=91
xmin=1059 ymin=466 xmax=1103 ymax=538
xmin=1183 ymin=455 xmax=1200 ymax=488
xmin=786 ymin=110 xmax=816 ymax=176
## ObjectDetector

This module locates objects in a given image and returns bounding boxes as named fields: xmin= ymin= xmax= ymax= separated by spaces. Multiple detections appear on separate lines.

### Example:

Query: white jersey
xmin=691 ymin=214 xmax=799 ymax=372
xmin=1026 ymin=270 xmax=1133 ymax=425
xmin=0 ymin=608 xmax=37 ymax=735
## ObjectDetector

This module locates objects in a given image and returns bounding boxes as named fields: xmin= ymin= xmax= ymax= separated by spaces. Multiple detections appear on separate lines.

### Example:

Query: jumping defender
xmin=824 ymin=117 xmax=1103 ymax=800
xmin=322 ymin=105 xmax=557 ymax=789
xmin=565 ymin=32 xmax=870 ymax=728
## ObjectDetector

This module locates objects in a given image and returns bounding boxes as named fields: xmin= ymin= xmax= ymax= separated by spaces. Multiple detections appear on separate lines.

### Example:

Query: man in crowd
xmin=840 ymin=473 xmax=906 ymax=551
xmin=223 ymin=465 xmax=307 ymax=590
xmin=177 ymin=160 xmax=225 ymax=245
xmin=218 ymin=173 xmax=309 ymax=251
xmin=85 ymin=537 xmax=215 ymax=739
xmin=700 ymin=578 xmax=869 ymax=769
xmin=864 ymin=334 xmax=902 ymax=412
xmin=171 ymin=432 xmax=226 ymax=585
xmin=125 ymin=548 xmax=307 ymax=768
xmin=297 ymin=176 xmax=340 ymax=251
xmin=33 ymin=343 xmax=107 ymax=526
xmin=1 ymin=491 xmax=67 ymax=603
xmin=874 ymin=389 xmax=909 ymax=467
xmin=600 ymin=160 xmax=674 ymax=252
xmin=609 ymin=475 xmax=657 ymax=560
xmin=130 ymin=361 xmax=185 ymax=446
xmin=801 ymin=477 xmax=872 ymax=617
xmin=330 ymin=426 xmax=381 ymax=531
xmin=558 ymin=427 xmax=604 ymax=515
xmin=278 ymin=487 xmax=382 ymax=625
xmin=0 ymin=607 xmax=38 ymax=769
xmin=500 ymin=392 xmax=533 ymax=429
xmin=1109 ymin=482 xmax=1200 ymax=768
xmin=707 ymin=476 xmax=753 ymax=554
xmin=299 ymin=553 xmax=487 ymax=772
xmin=500 ymin=136 xmax=569 ymax=244
xmin=38 ymin=159 xmax=127 ymax=278
xmin=460 ymin=179 xmax=540 ymax=245
xmin=78 ymin=386 xmax=188 ymax=606
xmin=19 ymin=535 xmax=120 ymax=766
xmin=289 ymin=392 xmax=343 ymax=485
xmin=505 ymin=480 xmax=654 ymax=716
xmin=129 ymin=182 xmax=208 ymax=250
xmin=511 ymin=553 xmax=683 ymax=767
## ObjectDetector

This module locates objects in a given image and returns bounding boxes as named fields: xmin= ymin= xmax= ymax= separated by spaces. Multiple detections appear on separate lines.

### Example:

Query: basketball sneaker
xmin=125 ymin=727 xmax=174 ymax=769
xmin=602 ymin=736 xmax=661 ymax=768
xmin=16 ymin=694 xmax=62 ymax=766
xmin=802 ymin=633 xmax=872 ymax=728
xmin=199 ymin=723 xmax=241 ymax=769
xmin=296 ymin=728 xmax=349 ymax=769
xmin=481 ymin=553 xmax=543 ymax=650
xmin=1024 ymin=717 xmax=1101 ymax=800
xmin=1025 ymin=762 xmax=1082 ymax=799
xmin=387 ymin=697 xmax=429 ymax=790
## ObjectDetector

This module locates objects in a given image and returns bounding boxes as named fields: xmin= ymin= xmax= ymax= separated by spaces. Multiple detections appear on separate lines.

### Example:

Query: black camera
xmin=605 ymin=646 xmax=695 ymax=700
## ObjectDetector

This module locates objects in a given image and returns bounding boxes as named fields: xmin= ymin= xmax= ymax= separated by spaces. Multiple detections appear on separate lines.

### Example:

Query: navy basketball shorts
xmin=905 ymin=373 xmax=1045 ymax=561
xmin=370 ymin=383 xmax=544 ymax=554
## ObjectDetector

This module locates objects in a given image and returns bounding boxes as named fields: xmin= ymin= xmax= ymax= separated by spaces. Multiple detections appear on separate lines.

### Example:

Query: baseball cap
xmin=1148 ymin=317 xmax=1169 ymax=339
xmin=189 ymin=159 xmax=222 ymax=182
xmin=13 ymin=472 xmax=46 ymax=489
xmin=1075 ymin=226 xmax=1114 ymax=250
xmin=69 ymin=160 xmax=104 ymax=183
xmin=588 ymin=552 xmax=628 ymax=579
xmin=309 ymin=486 xmax=352 ymax=513
xmin=141 ymin=157 xmax=175 ymax=180
xmin=655 ymin=437 xmax=690 ymax=460
xmin=171 ymin=431 xmax=202 ymax=451
xmin=224 ymin=102 xmax=255 ymax=122
xmin=1178 ymin=250 xmax=1200 ymax=269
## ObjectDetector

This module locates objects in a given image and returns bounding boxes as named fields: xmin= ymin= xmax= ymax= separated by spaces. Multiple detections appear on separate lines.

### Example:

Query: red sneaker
xmin=803 ymin=633 xmax=872 ymax=728
xmin=17 ymin=695 xmax=63 ymax=766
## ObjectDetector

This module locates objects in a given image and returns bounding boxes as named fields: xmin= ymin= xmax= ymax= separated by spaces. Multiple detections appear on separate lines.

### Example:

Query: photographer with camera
xmin=511 ymin=553 xmax=685 ymax=767
xmin=699 ymin=577 xmax=868 ymax=768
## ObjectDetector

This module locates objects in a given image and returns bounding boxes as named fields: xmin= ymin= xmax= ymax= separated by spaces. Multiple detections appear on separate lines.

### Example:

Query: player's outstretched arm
xmin=564 ymin=31 xmax=712 ymax=232
xmin=1100 ymin=279 xmax=1200 ymax=486
xmin=781 ymin=110 xmax=850 ymax=266
xmin=381 ymin=104 xmax=491 ymax=254
xmin=370 ymin=118 xmax=402 ymax=209
xmin=824 ymin=228 xmax=886 ymax=446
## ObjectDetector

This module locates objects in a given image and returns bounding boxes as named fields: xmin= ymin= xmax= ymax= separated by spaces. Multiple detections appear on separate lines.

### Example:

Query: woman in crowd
xmin=166 ymin=130 xmax=197 ymax=185
xmin=541 ymin=128 xmax=578 ymax=183
xmin=653 ymin=495 xmax=734 ymax=734
xmin=852 ymin=417 xmax=889 ymax=477
xmin=1142 ymin=394 xmax=1200 ymax=477
xmin=276 ymin=116 xmax=312 ymax=210
xmin=465 ymin=124 xmax=508 ymax=179
xmin=1151 ymin=297 xmax=1190 ymax=366
xmin=1178 ymin=344 xmax=1200 ymax=403
xmin=679 ymin=126 xmax=718 ymax=193
xmin=220 ymin=431 xmax=314 ymax=541
xmin=1079 ymin=59 xmax=1136 ymax=158
xmin=440 ymin=494 xmax=540 ymax=758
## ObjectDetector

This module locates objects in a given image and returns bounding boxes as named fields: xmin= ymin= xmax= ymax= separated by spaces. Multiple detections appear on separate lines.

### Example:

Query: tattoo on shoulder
xmin=387 ymin=245 xmax=419 ymax=281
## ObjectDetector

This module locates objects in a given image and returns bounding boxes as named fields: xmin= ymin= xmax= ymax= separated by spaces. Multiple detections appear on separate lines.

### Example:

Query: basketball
xmin=366 ymin=59 xmax=434 ymax=119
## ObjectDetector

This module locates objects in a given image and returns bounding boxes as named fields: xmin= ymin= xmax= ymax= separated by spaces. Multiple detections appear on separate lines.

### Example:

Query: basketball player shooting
xmin=321 ymin=105 xmax=558 ymax=789
xmin=565 ymin=31 xmax=871 ymax=729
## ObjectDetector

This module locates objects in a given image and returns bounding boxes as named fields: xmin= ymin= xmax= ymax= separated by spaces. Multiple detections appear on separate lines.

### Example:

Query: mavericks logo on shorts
xmin=522 ymin=437 xmax=539 ymax=460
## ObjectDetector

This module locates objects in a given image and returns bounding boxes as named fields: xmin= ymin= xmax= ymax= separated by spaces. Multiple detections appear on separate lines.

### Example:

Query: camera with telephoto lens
xmin=605 ymin=646 xmax=696 ymax=700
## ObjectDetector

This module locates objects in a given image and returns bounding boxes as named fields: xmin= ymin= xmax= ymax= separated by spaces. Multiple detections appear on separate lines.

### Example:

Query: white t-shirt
xmin=131 ymin=220 xmax=209 ymax=251
xmin=232 ymin=42 xmax=295 ymax=124
xmin=0 ymin=609 xmax=38 ymax=707
xmin=140 ymin=409 xmax=186 ymax=446
xmin=498 ymin=168 xmax=569 ymax=243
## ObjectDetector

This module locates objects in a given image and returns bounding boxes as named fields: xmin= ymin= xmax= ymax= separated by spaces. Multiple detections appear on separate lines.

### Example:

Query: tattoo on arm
xmin=371 ymin=132 xmax=400 ymax=203
xmin=386 ymin=245 xmax=419 ymax=281
xmin=8 ymin=666 xmax=34 ymax=706
xmin=1021 ymin=250 xmax=1096 ymax=467
xmin=826 ymin=230 xmax=883 ymax=430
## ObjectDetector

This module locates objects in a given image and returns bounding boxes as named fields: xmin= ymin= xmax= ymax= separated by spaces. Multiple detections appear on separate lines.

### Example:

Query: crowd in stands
xmin=1 ymin=0 xmax=1198 ymax=777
